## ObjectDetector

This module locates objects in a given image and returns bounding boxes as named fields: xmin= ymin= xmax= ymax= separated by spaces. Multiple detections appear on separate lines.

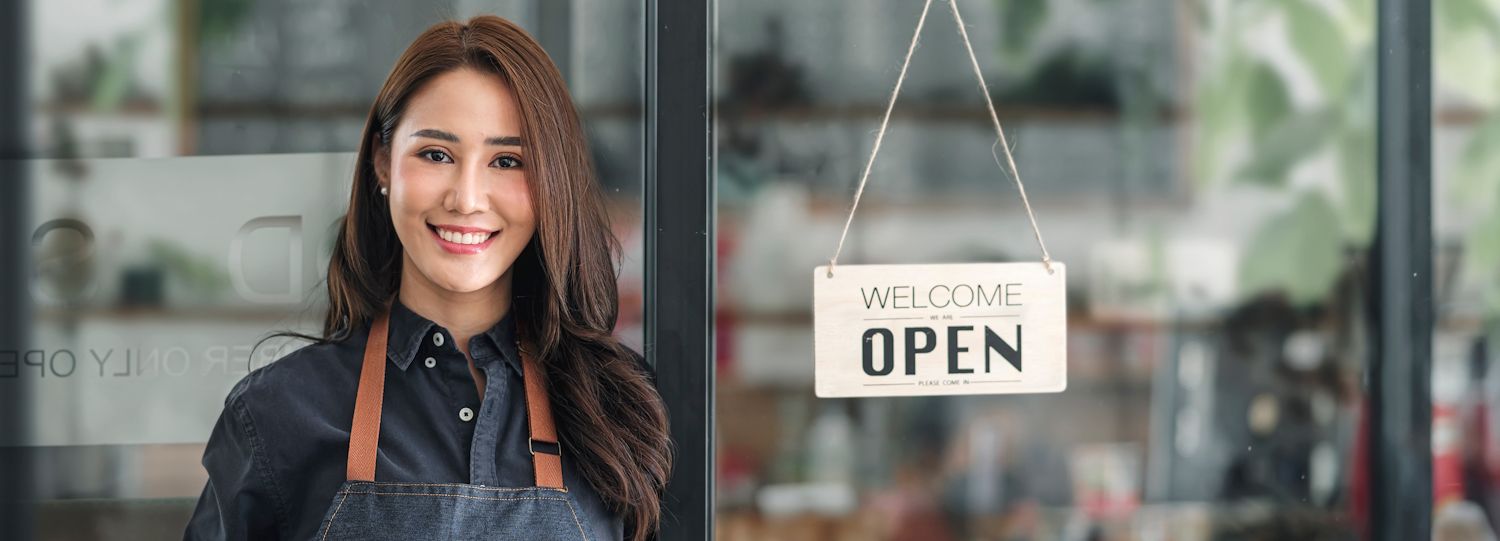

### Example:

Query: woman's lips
xmin=428 ymin=224 xmax=498 ymax=255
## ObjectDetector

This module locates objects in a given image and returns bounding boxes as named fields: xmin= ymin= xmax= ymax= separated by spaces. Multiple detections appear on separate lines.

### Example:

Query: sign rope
xmin=827 ymin=0 xmax=1054 ymax=277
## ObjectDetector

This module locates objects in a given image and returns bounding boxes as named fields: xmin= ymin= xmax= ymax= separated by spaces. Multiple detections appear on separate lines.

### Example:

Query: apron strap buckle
xmin=529 ymin=437 xmax=561 ymax=456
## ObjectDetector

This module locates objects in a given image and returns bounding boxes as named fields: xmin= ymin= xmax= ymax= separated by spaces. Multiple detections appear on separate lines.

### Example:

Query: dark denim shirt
xmin=184 ymin=298 xmax=624 ymax=540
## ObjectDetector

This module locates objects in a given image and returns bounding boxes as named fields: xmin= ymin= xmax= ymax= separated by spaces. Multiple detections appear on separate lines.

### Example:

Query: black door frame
xmin=643 ymin=0 xmax=714 ymax=539
xmin=1 ymin=0 xmax=33 ymax=538
xmin=1370 ymin=0 xmax=1432 ymax=538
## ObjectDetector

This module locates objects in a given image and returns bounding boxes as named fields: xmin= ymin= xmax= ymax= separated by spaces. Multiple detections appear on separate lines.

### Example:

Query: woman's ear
xmin=371 ymin=134 xmax=391 ymax=190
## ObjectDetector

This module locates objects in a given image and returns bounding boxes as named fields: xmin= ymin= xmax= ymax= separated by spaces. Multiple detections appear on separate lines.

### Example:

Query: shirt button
xmin=423 ymin=357 xmax=436 ymax=368
xmin=458 ymin=407 xmax=475 ymax=422
xmin=432 ymin=332 xmax=445 ymax=347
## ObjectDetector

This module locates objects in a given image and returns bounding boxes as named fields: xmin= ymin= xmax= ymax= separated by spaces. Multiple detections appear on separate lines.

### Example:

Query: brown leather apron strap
xmin=519 ymin=341 xmax=564 ymax=489
xmin=345 ymin=306 xmax=564 ymax=490
xmin=347 ymin=310 xmax=389 ymax=482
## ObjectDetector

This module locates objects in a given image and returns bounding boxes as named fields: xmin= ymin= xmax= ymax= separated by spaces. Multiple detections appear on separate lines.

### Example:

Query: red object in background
xmin=1350 ymin=400 xmax=1370 ymax=540
xmin=715 ymin=227 xmax=738 ymax=378
xmin=1434 ymin=404 xmax=1465 ymax=507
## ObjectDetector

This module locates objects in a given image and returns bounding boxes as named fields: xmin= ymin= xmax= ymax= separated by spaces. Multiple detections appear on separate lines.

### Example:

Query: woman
xmin=184 ymin=15 xmax=672 ymax=541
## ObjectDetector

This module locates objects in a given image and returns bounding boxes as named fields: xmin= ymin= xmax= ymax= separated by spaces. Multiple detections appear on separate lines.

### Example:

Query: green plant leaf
xmin=91 ymin=33 xmax=144 ymax=111
xmin=147 ymin=239 xmax=231 ymax=296
xmin=1437 ymin=0 xmax=1497 ymax=36
xmin=1342 ymin=0 xmax=1374 ymax=32
xmin=1438 ymin=29 xmax=1500 ymax=108
xmin=1435 ymin=0 xmax=1500 ymax=106
xmin=1338 ymin=56 xmax=1377 ymax=124
xmin=1246 ymin=62 xmax=1292 ymax=140
xmin=1337 ymin=128 xmax=1376 ymax=246
xmin=1234 ymin=108 xmax=1336 ymax=187
xmin=1239 ymin=191 xmax=1346 ymax=306
xmin=1463 ymin=209 xmax=1500 ymax=316
xmin=1282 ymin=0 xmax=1351 ymax=98
xmin=998 ymin=0 xmax=1048 ymax=64
xmin=1194 ymin=55 xmax=1252 ymax=186
xmin=1454 ymin=113 xmax=1500 ymax=213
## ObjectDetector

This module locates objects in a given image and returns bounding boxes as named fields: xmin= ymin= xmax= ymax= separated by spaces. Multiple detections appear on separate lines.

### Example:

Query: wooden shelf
xmin=39 ymin=99 xmax=165 ymax=117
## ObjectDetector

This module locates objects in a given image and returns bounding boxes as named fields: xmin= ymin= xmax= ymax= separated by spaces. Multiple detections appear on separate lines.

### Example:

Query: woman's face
xmin=377 ymin=67 xmax=537 ymax=295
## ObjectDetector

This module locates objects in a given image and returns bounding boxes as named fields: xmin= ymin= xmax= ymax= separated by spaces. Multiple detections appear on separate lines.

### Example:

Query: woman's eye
xmin=493 ymin=156 xmax=523 ymax=169
xmin=419 ymin=150 xmax=452 ymax=163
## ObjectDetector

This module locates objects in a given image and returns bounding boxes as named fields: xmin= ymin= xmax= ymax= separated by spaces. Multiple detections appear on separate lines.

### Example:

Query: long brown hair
xmin=284 ymin=15 xmax=671 ymax=540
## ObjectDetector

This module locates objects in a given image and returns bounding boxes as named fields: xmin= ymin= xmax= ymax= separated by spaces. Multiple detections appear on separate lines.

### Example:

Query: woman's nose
xmin=447 ymin=161 xmax=487 ymax=214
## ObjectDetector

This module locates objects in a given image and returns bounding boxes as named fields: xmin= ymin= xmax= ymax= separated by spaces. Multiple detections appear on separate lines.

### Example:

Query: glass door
xmin=1 ymin=2 xmax=648 ymax=538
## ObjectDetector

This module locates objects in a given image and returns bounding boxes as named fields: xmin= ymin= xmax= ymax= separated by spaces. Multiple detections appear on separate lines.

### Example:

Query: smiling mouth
xmin=427 ymin=223 xmax=500 ymax=246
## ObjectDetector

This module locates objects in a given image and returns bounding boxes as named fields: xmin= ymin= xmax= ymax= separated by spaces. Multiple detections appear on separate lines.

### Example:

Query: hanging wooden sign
xmin=813 ymin=0 xmax=1068 ymax=398
xmin=813 ymin=263 xmax=1067 ymax=397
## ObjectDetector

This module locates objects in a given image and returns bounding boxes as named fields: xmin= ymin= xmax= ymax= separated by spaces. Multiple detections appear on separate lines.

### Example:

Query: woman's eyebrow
xmin=411 ymin=128 xmax=459 ymax=142
xmin=410 ymin=128 xmax=522 ymax=146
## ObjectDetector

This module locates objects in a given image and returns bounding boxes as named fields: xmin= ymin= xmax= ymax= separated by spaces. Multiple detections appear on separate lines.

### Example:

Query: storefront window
xmin=5 ymin=1 xmax=643 ymax=538
xmin=714 ymin=0 xmax=1379 ymax=537
xmin=1 ymin=0 xmax=1477 ymax=538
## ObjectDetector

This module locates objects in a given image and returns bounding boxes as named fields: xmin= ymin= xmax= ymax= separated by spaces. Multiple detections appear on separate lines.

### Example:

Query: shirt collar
xmin=386 ymin=296 xmax=523 ymax=377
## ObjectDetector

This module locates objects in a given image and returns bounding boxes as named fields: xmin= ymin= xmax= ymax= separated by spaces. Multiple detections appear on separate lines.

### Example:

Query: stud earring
xmin=379 ymin=186 xmax=388 ymax=196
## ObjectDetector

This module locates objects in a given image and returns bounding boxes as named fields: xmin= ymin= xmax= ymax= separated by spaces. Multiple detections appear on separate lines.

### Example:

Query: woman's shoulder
xmin=225 ymin=329 xmax=366 ymax=415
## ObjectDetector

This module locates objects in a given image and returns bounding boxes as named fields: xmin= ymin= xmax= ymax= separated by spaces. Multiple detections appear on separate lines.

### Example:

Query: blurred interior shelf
xmin=39 ymin=99 xmax=164 ymax=117
xmin=36 ymin=305 xmax=318 ymax=323
xmin=719 ymin=103 xmax=1491 ymax=126
xmin=718 ymin=103 xmax=1171 ymax=124
xmin=183 ymin=101 xmax=643 ymax=120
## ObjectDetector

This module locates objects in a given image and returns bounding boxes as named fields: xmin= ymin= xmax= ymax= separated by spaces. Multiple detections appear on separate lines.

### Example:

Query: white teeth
xmin=436 ymin=228 xmax=490 ymax=245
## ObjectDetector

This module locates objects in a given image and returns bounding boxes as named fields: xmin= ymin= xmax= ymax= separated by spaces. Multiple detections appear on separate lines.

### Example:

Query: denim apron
xmin=315 ymin=309 xmax=595 ymax=540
